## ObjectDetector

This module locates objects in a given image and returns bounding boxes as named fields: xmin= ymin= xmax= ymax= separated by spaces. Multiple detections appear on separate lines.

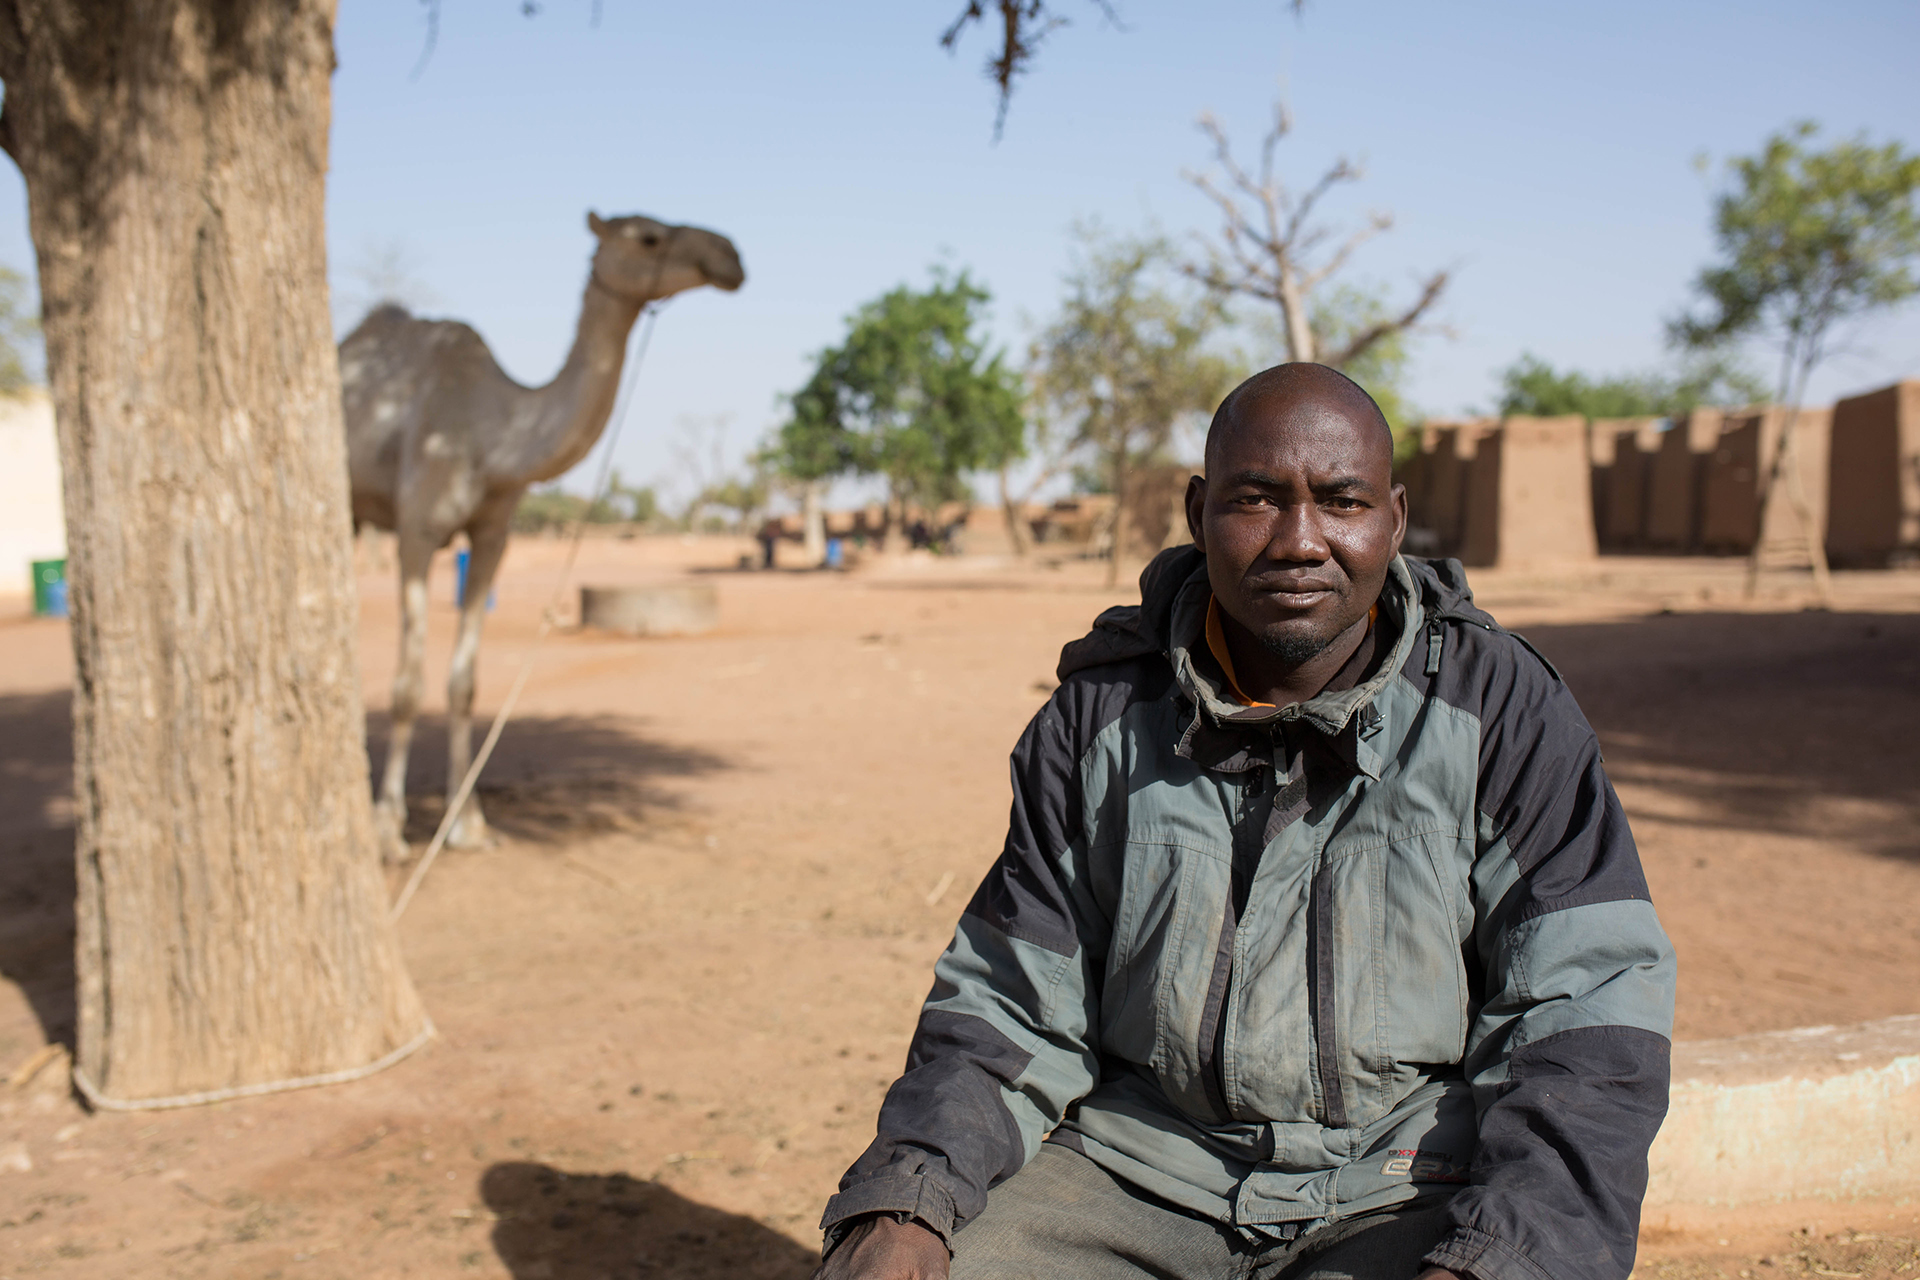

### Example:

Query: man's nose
xmin=1265 ymin=502 xmax=1330 ymax=563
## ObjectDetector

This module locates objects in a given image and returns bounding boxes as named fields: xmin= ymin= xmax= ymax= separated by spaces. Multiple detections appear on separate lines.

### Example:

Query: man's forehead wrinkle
xmin=1210 ymin=405 xmax=1392 ymax=482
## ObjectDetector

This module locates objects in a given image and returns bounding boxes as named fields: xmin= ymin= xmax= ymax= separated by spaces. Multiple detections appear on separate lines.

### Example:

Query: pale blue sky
xmin=2 ymin=1 xmax=1917 ymax=501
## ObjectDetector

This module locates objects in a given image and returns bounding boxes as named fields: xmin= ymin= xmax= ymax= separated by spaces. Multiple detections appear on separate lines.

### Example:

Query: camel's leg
xmin=444 ymin=505 xmax=512 ymax=850
xmin=376 ymin=532 xmax=436 ymax=864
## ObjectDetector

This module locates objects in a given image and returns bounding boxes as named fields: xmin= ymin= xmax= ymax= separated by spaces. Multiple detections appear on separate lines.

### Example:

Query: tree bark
xmin=0 ymin=0 xmax=426 ymax=1102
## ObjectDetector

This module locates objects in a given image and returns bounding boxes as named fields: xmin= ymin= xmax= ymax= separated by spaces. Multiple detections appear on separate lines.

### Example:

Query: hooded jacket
xmin=823 ymin=547 xmax=1676 ymax=1280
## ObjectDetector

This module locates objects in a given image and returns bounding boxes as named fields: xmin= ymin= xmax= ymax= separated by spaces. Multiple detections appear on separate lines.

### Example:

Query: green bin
xmin=31 ymin=558 xmax=68 ymax=618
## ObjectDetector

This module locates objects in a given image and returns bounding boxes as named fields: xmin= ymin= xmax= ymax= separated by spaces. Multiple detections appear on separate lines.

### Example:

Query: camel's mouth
xmin=705 ymin=262 xmax=746 ymax=292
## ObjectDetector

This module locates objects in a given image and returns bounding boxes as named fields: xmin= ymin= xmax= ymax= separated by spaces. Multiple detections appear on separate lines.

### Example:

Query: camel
xmin=341 ymin=211 xmax=745 ymax=863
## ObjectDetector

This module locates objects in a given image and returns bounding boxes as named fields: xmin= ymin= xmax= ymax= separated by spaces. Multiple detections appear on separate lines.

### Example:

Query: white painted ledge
xmin=1647 ymin=1015 xmax=1920 ymax=1205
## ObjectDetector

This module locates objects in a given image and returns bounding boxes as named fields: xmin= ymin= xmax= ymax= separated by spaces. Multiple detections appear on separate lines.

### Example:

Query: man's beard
xmin=1256 ymin=624 xmax=1340 ymax=668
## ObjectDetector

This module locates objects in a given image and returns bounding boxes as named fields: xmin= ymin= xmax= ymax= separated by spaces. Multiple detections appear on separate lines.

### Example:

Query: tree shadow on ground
xmin=0 ymin=694 xmax=731 ymax=1051
xmin=1520 ymin=609 xmax=1920 ymax=862
xmin=481 ymin=1162 xmax=816 ymax=1280
xmin=364 ymin=711 xmax=730 ymax=846
xmin=0 ymin=690 xmax=76 ymax=1050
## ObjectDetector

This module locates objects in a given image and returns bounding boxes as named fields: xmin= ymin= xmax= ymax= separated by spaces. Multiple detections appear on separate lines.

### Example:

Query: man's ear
xmin=1184 ymin=474 xmax=1208 ymax=552
xmin=587 ymin=211 xmax=609 ymax=239
xmin=1389 ymin=480 xmax=1408 ymax=558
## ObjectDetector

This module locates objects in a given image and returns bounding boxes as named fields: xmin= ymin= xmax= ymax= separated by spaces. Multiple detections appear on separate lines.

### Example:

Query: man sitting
xmin=816 ymin=363 xmax=1676 ymax=1280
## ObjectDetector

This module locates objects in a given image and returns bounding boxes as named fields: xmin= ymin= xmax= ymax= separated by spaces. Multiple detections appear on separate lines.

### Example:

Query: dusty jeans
xmin=948 ymin=1143 xmax=1452 ymax=1280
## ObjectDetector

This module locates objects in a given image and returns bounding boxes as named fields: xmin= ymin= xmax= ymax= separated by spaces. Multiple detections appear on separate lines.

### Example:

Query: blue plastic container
xmin=454 ymin=548 xmax=496 ymax=611
xmin=31 ymin=559 xmax=68 ymax=618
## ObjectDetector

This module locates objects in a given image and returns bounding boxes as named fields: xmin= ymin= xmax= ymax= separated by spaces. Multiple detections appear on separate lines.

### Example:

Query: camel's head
xmin=586 ymin=211 xmax=745 ymax=303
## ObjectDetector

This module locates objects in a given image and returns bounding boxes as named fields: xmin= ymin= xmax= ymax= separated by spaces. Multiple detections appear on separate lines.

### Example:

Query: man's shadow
xmin=481 ymin=1163 xmax=817 ymax=1280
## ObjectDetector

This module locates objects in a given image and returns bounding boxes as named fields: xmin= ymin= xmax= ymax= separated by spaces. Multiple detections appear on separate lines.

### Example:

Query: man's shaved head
xmin=1205 ymin=362 xmax=1394 ymax=474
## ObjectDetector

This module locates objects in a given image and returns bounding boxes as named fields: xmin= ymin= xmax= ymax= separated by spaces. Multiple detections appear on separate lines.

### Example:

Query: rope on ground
xmin=69 ymin=1016 xmax=438 ymax=1112
xmin=389 ymin=300 xmax=667 ymax=923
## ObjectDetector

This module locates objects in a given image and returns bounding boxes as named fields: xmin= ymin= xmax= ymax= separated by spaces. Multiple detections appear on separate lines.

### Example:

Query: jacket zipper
xmin=1196 ymin=761 xmax=1267 ymax=1121
xmin=1308 ymin=856 xmax=1349 ymax=1128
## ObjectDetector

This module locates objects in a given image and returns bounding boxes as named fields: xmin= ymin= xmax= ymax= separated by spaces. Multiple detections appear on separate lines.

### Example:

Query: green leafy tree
xmin=1671 ymin=121 xmax=1920 ymax=599
xmin=1030 ymin=227 xmax=1239 ymax=585
xmin=0 ymin=265 xmax=40 ymax=396
xmin=772 ymin=270 xmax=1026 ymax=544
xmin=1497 ymin=352 xmax=1768 ymax=420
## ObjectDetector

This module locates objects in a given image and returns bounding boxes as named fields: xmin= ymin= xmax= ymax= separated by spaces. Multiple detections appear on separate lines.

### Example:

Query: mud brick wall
xmin=1827 ymin=380 xmax=1920 ymax=567
xmin=1593 ymin=417 xmax=1663 ymax=549
xmin=1645 ymin=408 xmax=1723 ymax=551
xmin=1459 ymin=415 xmax=1597 ymax=568
xmin=1700 ymin=406 xmax=1833 ymax=555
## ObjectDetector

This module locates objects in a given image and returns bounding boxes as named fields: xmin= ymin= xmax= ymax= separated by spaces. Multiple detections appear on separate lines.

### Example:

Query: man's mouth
xmin=1250 ymin=578 xmax=1340 ymax=609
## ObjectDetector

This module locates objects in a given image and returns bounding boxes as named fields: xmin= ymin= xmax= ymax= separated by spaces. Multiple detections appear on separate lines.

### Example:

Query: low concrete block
xmin=1647 ymin=1016 xmax=1920 ymax=1206
xmin=579 ymin=583 xmax=718 ymax=637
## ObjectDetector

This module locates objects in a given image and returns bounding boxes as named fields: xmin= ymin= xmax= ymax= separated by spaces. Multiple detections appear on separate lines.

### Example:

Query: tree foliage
xmin=772 ymin=270 xmax=1026 ymax=511
xmin=0 ymin=264 xmax=39 ymax=396
xmin=1671 ymin=120 xmax=1920 ymax=598
xmin=1029 ymin=227 xmax=1239 ymax=581
xmin=511 ymin=471 xmax=659 ymax=533
xmin=1498 ymin=352 xmax=1768 ymax=420
xmin=1671 ymin=121 xmax=1920 ymax=370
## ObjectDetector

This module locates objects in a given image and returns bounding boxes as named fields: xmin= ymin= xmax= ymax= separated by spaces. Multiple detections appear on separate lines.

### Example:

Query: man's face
xmin=1187 ymin=389 xmax=1407 ymax=666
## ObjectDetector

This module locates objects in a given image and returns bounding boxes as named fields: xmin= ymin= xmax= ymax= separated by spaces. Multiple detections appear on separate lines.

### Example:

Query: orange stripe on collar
xmin=1205 ymin=595 xmax=1377 ymax=708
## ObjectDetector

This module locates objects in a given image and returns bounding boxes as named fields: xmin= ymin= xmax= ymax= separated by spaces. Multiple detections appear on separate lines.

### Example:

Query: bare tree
xmin=1183 ymin=102 xmax=1448 ymax=370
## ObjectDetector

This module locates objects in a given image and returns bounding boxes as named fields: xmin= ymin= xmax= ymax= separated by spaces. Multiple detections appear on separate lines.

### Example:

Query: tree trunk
xmin=999 ymin=465 xmax=1030 ymax=557
xmin=801 ymin=481 xmax=826 ymax=566
xmin=1745 ymin=347 xmax=1833 ymax=607
xmin=0 ymin=0 xmax=426 ymax=1103
xmin=1277 ymin=264 xmax=1316 ymax=364
xmin=1106 ymin=445 xmax=1128 ymax=588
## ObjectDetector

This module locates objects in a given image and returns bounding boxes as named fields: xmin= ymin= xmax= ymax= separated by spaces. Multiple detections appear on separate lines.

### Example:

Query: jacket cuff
xmin=818 ymin=1173 xmax=958 ymax=1256
xmin=1424 ymin=1226 xmax=1555 ymax=1280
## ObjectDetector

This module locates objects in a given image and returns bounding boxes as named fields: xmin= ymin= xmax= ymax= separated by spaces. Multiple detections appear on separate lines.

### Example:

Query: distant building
xmin=0 ymin=390 xmax=65 ymax=594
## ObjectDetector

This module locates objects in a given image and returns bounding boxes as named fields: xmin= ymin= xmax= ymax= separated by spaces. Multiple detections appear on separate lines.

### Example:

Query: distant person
xmin=814 ymin=364 xmax=1675 ymax=1280
xmin=759 ymin=520 xmax=780 ymax=570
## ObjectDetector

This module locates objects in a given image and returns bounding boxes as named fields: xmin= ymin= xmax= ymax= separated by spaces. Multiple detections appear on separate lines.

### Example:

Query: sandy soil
xmin=1 ymin=536 xmax=1917 ymax=1278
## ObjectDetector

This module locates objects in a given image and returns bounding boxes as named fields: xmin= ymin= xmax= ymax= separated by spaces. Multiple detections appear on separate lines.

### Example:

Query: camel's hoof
xmin=446 ymin=808 xmax=496 ymax=851
xmin=374 ymin=801 xmax=412 ymax=866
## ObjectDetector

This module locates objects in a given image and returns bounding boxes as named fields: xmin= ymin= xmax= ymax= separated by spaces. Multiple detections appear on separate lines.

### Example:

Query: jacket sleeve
xmin=819 ymin=685 xmax=1109 ymax=1251
xmin=1422 ymin=647 xmax=1677 ymax=1280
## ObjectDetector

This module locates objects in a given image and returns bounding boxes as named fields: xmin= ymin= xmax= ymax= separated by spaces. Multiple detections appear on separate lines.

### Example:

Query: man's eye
xmin=1324 ymin=496 xmax=1364 ymax=511
xmin=1232 ymin=494 xmax=1273 ymax=507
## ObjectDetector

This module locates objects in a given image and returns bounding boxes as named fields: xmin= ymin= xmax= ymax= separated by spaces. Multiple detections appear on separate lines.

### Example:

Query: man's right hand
xmin=811 ymin=1215 xmax=950 ymax=1280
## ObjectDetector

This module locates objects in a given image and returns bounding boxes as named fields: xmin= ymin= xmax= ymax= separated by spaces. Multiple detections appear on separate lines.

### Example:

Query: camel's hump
xmin=340 ymin=305 xmax=496 ymax=365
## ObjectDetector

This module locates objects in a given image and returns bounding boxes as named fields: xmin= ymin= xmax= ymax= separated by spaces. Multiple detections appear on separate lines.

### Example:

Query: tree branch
xmin=1320 ymin=270 xmax=1450 ymax=369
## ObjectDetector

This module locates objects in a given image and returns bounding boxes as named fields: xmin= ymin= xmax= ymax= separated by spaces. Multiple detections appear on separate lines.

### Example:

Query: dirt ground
xmin=1 ymin=536 xmax=1917 ymax=1279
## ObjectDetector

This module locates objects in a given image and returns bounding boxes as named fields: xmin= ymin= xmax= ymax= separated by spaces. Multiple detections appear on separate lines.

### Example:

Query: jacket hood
xmin=1057 ymin=546 xmax=1493 ymax=741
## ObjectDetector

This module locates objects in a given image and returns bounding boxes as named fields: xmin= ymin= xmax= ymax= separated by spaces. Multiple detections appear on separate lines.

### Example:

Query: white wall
xmin=0 ymin=390 xmax=64 ymax=595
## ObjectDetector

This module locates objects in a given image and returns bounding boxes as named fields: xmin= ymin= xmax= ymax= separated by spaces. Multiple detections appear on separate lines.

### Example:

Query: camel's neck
xmin=512 ymin=274 xmax=646 ymax=485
